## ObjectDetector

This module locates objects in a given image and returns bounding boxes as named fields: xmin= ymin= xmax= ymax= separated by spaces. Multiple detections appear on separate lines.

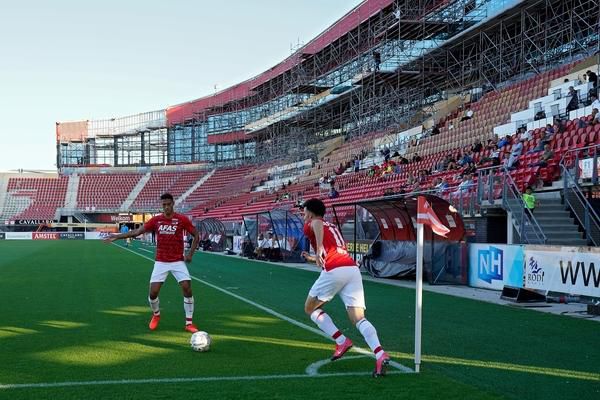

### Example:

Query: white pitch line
xmin=0 ymin=371 xmax=402 ymax=390
xmin=305 ymin=355 xmax=368 ymax=376
xmin=115 ymin=244 xmax=413 ymax=373
xmin=139 ymin=248 xmax=153 ymax=253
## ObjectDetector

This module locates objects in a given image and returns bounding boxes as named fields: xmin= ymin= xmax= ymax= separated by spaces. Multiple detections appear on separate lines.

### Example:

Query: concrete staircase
xmin=64 ymin=173 xmax=80 ymax=210
xmin=175 ymin=169 xmax=216 ymax=209
xmin=523 ymin=193 xmax=588 ymax=246
xmin=121 ymin=172 xmax=152 ymax=211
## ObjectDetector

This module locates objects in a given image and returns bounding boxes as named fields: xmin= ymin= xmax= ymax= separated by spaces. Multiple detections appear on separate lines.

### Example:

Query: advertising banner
xmin=468 ymin=244 xmax=525 ymax=290
xmin=96 ymin=214 xmax=133 ymax=223
xmin=524 ymin=246 xmax=600 ymax=297
xmin=578 ymin=158 xmax=600 ymax=179
xmin=0 ymin=232 xmax=5 ymax=240
xmin=32 ymin=232 xmax=60 ymax=240
xmin=85 ymin=232 xmax=112 ymax=240
xmin=59 ymin=232 xmax=85 ymax=240
xmin=5 ymin=232 xmax=33 ymax=240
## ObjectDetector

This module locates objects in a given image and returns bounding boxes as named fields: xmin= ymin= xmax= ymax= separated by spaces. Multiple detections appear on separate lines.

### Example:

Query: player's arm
xmin=103 ymin=225 xmax=146 ymax=243
xmin=301 ymin=251 xmax=317 ymax=263
xmin=185 ymin=227 xmax=200 ymax=262
xmin=310 ymin=219 xmax=325 ymax=268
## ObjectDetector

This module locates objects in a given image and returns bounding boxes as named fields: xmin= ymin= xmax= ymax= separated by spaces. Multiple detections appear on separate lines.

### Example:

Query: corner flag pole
xmin=415 ymin=220 xmax=424 ymax=373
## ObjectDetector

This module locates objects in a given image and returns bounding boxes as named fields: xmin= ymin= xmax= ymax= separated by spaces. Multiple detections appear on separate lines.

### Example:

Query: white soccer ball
xmin=190 ymin=331 xmax=211 ymax=352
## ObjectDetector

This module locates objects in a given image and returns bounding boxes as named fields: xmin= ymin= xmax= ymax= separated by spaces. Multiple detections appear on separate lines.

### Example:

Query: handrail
xmin=501 ymin=170 xmax=547 ymax=244
xmin=560 ymin=165 xmax=600 ymax=246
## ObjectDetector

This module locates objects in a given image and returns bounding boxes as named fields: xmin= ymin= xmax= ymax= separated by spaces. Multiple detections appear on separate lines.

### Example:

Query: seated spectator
xmin=566 ymin=86 xmax=579 ymax=112
xmin=590 ymin=94 xmax=600 ymax=110
xmin=528 ymin=144 xmax=554 ymax=167
xmin=398 ymin=156 xmax=409 ymax=164
xmin=589 ymin=108 xmax=600 ymax=126
xmin=436 ymin=177 xmax=449 ymax=192
xmin=406 ymin=172 xmax=416 ymax=185
xmin=544 ymin=124 xmax=555 ymax=137
xmin=460 ymin=105 xmax=474 ymax=121
xmin=393 ymin=163 xmax=402 ymax=174
xmin=478 ymin=148 xmax=501 ymax=166
xmin=417 ymin=170 xmax=428 ymax=184
xmin=328 ymin=187 xmax=339 ymax=199
xmin=497 ymin=135 xmax=511 ymax=148
xmin=384 ymin=187 xmax=395 ymax=197
xmin=507 ymin=138 xmax=524 ymax=169
xmin=462 ymin=162 xmax=477 ymax=177
xmin=527 ymin=139 xmax=546 ymax=154
xmin=485 ymin=138 xmax=497 ymax=150
xmin=381 ymin=147 xmax=391 ymax=161
xmin=458 ymin=151 xmax=474 ymax=167
xmin=471 ymin=139 xmax=483 ymax=153
xmin=431 ymin=125 xmax=441 ymax=136
xmin=412 ymin=153 xmax=422 ymax=162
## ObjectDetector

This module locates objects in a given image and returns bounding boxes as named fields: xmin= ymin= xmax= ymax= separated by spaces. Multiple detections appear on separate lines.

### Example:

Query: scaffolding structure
xmin=57 ymin=0 xmax=600 ymax=169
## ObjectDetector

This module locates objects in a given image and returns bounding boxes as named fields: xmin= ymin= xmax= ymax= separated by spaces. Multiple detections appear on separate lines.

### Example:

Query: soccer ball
xmin=190 ymin=331 xmax=211 ymax=352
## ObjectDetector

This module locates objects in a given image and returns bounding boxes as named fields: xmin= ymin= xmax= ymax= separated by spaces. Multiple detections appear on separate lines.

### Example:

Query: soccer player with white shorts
xmin=301 ymin=198 xmax=390 ymax=377
xmin=104 ymin=193 xmax=201 ymax=333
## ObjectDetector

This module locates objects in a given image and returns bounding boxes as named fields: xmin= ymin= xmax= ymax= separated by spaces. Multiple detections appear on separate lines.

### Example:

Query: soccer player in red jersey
xmin=301 ymin=198 xmax=390 ymax=377
xmin=104 ymin=193 xmax=201 ymax=333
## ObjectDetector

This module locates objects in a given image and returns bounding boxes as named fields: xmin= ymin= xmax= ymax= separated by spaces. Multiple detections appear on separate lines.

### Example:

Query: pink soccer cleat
xmin=373 ymin=352 xmax=390 ymax=377
xmin=331 ymin=338 xmax=353 ymax=361
xmin=184 ymin=323 xmax=199 ymax=333
xmin=149 ymin=315 xmax=160 ymax=331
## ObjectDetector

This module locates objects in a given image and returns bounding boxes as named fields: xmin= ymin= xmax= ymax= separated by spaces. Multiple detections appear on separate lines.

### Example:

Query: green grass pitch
xmin=0 ymin=240 xmax=598 ymax=399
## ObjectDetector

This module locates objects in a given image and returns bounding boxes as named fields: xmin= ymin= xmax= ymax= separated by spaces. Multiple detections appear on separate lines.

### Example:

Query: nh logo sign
xmin=478 ymin=246 xmax=504 ymax=283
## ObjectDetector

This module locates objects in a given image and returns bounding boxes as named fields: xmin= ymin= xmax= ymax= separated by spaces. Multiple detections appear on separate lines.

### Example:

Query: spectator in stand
xmin=398 ymin=155 xmax=409 ymax=164
xmin=485 ymin=138 xmax=497 ymax=150
xmin=502 ymin=153 xmax=511 ymax=168
xmin=534 ymin=110 xmax=546 ymax=121
xmin=435 ymin=177 xmax=449 ymax=192
xmin=544 ymin=124 xmax=555 ymax=137
xmin=393 ymin=162 xmax=402 ymax=174
xmin=406 ymin=172 xmax=416 ymax=185
xmin=528 ymin=144 xmax=554 ymax=167
xmin=354 ymin=157 xmax=360 ymax=172
xmin=458 ymin=151 xmax=474 ymax=167
xmin=589 ymin=108 xmax=600 ymax=126
xmin=384 ymin=187 xmax=395 ymax=197
xmin=478 ymin=148 xmax=501 ymax=166
xmin=471 ymin=139 xmax=483 ymax=153
xmin=431 ymin=124 xmax=440 ymax=136
xmin=587 ymin=70 xmax=598 ymax=91
xmin=566 ymin=86 xmax=579 ymax=112
xmin=417 ymin=170 xmax=428 ymax=184
xmin=507 ymin=137 xmax=524 ymax=169
xmin=460 ymin=105 xmax=474 ymax=121
xmin=373 ymin=51 xmax=381 ymax=71
xmin=497 ymin=135 xmax=511 ymax=148
xmin=462 ymin=162 xmax=477 ymax=177
xmin=590 ymin=94 xmax=600 ymax=111
xmin=412 ymin=153 xmax=422 ymax=162
xmin=328 ymin=187 xmax=339 ymax=199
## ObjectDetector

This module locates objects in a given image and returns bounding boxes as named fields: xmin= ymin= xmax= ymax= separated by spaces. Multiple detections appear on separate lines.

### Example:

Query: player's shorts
xmin=308 ymin=266 xmax=366 ymax=309
xmin=150 ymin=261 xmax=191 ymax=283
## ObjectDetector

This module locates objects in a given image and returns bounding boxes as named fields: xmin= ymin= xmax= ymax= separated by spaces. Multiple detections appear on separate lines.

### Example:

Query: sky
xmin=0 ymin=0 xmax=363 ymax=171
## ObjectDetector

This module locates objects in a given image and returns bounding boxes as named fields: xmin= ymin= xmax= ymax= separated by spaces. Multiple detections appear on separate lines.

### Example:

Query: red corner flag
xmin=417 ymin=196 xmax=450 ymax=237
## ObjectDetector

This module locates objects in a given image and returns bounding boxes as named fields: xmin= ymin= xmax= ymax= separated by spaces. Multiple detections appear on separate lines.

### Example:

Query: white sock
xmin=184 ymin=296 xmax=194 ymax=325
xmin=310 ymin=309 xmax=346 ymax=345
xmin=148 ymin=296 xmax=160 ymax=316
xmin=356 ymin=318 xmax=384 ymax=359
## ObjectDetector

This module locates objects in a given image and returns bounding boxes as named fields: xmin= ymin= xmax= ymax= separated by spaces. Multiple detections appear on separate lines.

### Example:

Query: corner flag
xmin=417 ymin=196 xmax=450 ymax=237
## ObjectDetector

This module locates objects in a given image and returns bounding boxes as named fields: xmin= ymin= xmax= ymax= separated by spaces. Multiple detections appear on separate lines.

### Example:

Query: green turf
xmin=0 ymin=240 xmax=598 ymax=399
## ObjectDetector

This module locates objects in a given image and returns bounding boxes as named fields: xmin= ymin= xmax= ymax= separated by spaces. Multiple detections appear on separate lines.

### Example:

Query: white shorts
xmin=309 ymin=266 xmax=366 ymax=309
xmin=150 ymin=261 xmax=191 ymax=283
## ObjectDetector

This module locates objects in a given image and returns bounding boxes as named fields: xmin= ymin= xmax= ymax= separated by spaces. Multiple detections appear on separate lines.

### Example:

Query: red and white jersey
xmin=303 ymin=218 xmax=357 ymax=271
xmin=144 ymin=213 xmax=196 ymax=262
